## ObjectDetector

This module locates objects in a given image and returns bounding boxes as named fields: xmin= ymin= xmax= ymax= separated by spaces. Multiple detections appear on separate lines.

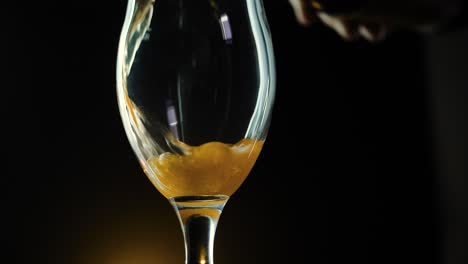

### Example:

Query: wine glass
xmin=116 ymin=0 xmax=275 ymax=263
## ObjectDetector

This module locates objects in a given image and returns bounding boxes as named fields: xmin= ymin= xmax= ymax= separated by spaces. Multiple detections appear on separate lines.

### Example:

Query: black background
xmin=7 ymin=1 xmax=462 ymax=263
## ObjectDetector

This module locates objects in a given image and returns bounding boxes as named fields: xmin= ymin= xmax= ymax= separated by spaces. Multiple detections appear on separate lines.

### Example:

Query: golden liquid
xmin=146 ymin=139 xmax=263 ymax=198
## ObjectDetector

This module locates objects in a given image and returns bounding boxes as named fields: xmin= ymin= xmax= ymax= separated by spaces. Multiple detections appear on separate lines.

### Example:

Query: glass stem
xmin=170 ymin=196 xmax=229 ymax=264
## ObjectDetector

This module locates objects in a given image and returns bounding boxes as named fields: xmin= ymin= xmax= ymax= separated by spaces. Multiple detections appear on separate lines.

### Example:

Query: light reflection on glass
xmin=220 ymin=13 xmax=232 ymax=43
xmin=166 ymin=100 xmax=180 ymax=140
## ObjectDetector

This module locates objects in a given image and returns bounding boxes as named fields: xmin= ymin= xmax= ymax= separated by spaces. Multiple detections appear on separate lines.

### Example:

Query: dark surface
xmin=7 ymin=1 xmax=466 ymax=264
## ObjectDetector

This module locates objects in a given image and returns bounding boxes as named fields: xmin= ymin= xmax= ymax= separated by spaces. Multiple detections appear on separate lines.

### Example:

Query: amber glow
xmin=146 ymin=139 xmax=263 ymax=198
xmin=310 ymin=0 xmax=323 ymax=10
xmin=74 ymin=209 xmax=183 ymax=264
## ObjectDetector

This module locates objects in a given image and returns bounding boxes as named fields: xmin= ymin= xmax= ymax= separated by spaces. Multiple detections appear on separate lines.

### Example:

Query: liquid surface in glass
xmin=146 ymin=139 xmax=263 ymax=198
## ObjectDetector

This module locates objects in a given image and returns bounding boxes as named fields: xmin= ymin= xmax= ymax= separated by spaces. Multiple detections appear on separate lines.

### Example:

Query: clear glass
xmin=116 ymin=0 xmax=275 ymax=263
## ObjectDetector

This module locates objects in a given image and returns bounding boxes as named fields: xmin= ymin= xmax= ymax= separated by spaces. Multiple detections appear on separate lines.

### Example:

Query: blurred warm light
xmin=97 ymin=243 xmax=178 ymax=264
xmin=72 ymin=209 xmax=184 ymax=264
xmin=78 ymin=236 xmax=182 ymax=264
